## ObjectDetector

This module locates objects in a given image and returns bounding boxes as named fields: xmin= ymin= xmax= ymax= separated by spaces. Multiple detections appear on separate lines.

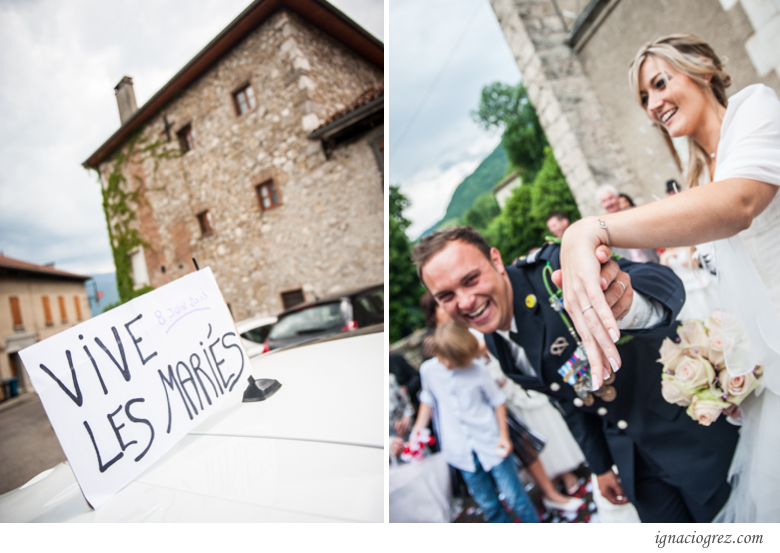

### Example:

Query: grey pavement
xmin=0 ymin=392 xmax=67 ymax=495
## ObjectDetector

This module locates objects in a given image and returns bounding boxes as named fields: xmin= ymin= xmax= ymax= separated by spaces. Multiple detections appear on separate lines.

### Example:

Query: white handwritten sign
xmin=19 ymin=268 xmax=248 ymax=509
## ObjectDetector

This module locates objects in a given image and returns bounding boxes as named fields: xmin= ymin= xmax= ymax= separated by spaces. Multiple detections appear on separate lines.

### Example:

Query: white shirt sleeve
xmin=618 ymin=292 xmax=666 ymax=330
xmin=475 ymin=360 xmax=506 ymax=408
xmin=715 ymin=84 xmax=780 ymax=186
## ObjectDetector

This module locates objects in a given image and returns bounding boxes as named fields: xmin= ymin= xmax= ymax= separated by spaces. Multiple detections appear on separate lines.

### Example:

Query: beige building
xmin=492 ymin=171 xmax=522 ymax=208
xmin=84 ymin=0 xmax=383 ymax=320
xmin=489 ymin=0 xmax=780 ymax=216
xmin=0 ymin=255 xmax=91 ymax=398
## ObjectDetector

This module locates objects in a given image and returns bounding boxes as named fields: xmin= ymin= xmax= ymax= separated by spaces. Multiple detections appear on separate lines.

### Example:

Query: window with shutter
xmin=281 ymin=289 xmax=305 ymax=309
xmin=42 ymin=296 xmax=53 ymax=326
xmin=256 ymin=180 xmax=281 ymax=212
xmin=233 ymin=84 xmax=256 ymax=115
xmin=10 ymin=296 xmax=23 ymax=329
xmin=58 ymin=295 xmax=68 ymax=323
xmin=74 ymin=295 xmax=83 ymax=320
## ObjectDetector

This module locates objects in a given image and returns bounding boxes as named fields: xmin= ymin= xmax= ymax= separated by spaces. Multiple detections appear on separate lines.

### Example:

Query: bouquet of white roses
xmin=658 ymin=312 xmax=763 ymax=426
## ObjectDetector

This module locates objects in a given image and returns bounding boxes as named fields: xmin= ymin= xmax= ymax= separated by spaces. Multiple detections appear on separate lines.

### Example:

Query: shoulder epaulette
xmin=514 ymin=242 xmax=558 ymax=267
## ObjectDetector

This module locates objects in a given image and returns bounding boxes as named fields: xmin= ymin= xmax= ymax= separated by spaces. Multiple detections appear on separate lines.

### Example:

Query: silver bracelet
xmin=586 ymin=216 xmax=612 ymax=248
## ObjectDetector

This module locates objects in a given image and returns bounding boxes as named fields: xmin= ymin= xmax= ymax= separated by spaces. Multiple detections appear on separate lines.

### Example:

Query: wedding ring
xmin=581 ymin=305 xmax=594 ymax=315
xmin=616 ymin=280 xmax=626 ymax=294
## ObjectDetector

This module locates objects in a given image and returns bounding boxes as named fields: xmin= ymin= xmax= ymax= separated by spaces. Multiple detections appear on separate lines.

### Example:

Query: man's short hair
xmin=546 ymin=211 xmax=567 ymax=222
xmin=412 ymin=226 xmax=492 ymax=282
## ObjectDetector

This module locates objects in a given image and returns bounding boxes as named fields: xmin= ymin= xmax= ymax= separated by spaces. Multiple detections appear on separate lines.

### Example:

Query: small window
xmin=9 ymin=296 xmax=23 ymax=329
xmin=42 ymin=296 xmax=53 ymax=326
xmin=281 ymin=289 xmax=305 ymax=310
xmin=73 ymin=295 xmax=83 ymax=321
xmin=197 ymin=210 xmax=213 ymax=237
xmin=233 ymin=84 xmax=256 ymax=115
xmin=256 ymin=180 xmax=281 ymax=211
xmin=58 ymin=296 xmax=68 ymax=323
xmin=177 ymin=124 xmax=195 ymax=152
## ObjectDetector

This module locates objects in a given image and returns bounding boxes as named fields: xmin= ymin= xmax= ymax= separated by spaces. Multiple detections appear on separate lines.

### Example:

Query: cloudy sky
xmin=0 ymin=0 xmax=383 ymax=276
xmin=389 ymin=0 xmax=520 ymax=238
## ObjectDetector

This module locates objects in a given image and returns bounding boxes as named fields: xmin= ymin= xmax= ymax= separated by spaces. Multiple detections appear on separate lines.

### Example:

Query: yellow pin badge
xmin=525 ymin=294 xmax=537 ymax=309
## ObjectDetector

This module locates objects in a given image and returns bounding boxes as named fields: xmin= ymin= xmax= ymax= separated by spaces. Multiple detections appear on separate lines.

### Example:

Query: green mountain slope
xmin=417 ymin=143 xmax=508 ymax=240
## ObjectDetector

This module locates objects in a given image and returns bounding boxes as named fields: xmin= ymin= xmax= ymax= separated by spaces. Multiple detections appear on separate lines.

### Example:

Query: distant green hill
xmin=417 ymin=144 xmax=508 ymax=240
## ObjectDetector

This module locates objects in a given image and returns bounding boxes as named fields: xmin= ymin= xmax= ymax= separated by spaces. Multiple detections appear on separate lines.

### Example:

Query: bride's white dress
xmin=702 ymin=84 xmax=780 ymax=522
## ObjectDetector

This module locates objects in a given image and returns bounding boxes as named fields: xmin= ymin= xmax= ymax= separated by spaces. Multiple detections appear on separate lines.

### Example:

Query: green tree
xmin=486 ymin=147 xmax=581 ymax=263
xmin=530 ymin=146 xmax=581 ymax=226
xmin=389 ymin=185 xmax=424 ymax=343
xmin=488 ymin=180 xmax=544 ymax=262
xmin=461 ymin=192 xmax=500 ymax=233
xmin=473 ymin=82 xmax=548 ymax=179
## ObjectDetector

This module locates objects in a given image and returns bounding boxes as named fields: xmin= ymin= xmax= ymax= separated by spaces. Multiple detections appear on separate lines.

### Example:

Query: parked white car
xmin=0 ymin=325 xmax=384 ymax=522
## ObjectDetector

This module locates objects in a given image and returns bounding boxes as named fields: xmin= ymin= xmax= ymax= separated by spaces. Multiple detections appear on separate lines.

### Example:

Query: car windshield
xmin=240 ymin=324 xmax=273 ymax=344
xmin=268 ymin=301 xmax=347 ymax=340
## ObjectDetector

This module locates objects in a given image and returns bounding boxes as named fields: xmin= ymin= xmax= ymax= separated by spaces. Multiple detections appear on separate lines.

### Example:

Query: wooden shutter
xmin=58 ymin=296 xmax=67 ymax=322
xmin=73 ymin=295 xmax=83 ymax=320
xmin=42 ymin=296 xmax=53 ymax=325
xmin=10 ymin=296 xmax=23 ymax=327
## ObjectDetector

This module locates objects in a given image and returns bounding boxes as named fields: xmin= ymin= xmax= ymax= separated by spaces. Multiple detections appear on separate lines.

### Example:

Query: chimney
xmin=114 ymin=76 xmax=138 ymax=125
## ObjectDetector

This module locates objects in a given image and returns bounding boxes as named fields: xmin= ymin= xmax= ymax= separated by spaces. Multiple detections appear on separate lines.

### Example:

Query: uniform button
xmin=573 ymin=398 xmax=584 ymax=408
xmin=597 ymin=407 xmax=607 ymax=416
xmin=617 ymin=420 xmax=628 ymax=430
xmin=549 ymin=383 xmax=561 ymax=392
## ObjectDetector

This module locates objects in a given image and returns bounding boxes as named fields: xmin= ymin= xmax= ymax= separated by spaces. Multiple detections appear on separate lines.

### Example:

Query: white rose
xmin=686 ymin=397 xmax=724 ymax=426
xmin=661 ymin=374 xmax=693 ymax=406
xmin=675 ymin=355 xmax=715 ymax=393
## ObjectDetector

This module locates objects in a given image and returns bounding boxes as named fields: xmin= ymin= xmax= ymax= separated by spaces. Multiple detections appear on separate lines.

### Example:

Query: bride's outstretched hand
xmin=559 ymin=219 xmax=623 ymax=390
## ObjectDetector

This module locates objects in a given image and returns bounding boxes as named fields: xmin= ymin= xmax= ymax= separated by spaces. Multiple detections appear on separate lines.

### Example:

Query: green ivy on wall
xmin=93 ymin=128 xmax=180 ymax=306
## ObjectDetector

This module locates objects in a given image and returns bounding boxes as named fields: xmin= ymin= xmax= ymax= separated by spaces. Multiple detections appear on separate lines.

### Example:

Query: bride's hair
xmin=628 ymin=34 xmax=731 ymax=191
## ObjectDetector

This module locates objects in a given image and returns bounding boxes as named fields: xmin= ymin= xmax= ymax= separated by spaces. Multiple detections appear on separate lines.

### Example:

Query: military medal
xmin=543 ymin=261 xmax=617 ymax=402
xmin=549 ymin=337 xmax=569 ymax=356
xmin=593 ymin=385 xmax=617 ymax=402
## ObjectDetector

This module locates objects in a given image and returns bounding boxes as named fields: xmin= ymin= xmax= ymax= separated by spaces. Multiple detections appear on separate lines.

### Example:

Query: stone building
xmin=0 ymin=255 xmax=91 ymax=397
xmin=84 ymin=0 xmax=383 ymax=320
xmin=489 ymin=0 xmax=780 ymax=216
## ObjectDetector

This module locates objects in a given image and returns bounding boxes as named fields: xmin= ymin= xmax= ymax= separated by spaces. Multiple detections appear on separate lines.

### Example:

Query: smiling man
xmin=412 ymin=226 xmax=739 ymax=523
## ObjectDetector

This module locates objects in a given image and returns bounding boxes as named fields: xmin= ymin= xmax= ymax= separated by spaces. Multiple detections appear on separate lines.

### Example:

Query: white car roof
xmin=0 ymin=328 xmax=384 ymax=522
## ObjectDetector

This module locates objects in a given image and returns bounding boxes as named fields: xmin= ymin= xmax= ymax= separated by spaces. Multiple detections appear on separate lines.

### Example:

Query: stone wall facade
xmin=98 ymin=8 xmax=383 ymax=321
xmin=490 ymin=0 xmax=780 ymax=212
xmin=490 ymin=0 xmax=638 ymax=217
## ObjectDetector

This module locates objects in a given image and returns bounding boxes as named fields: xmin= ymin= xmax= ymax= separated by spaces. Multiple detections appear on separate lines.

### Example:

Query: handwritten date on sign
xmin=155 ymin=292 xmax=210 ymax=334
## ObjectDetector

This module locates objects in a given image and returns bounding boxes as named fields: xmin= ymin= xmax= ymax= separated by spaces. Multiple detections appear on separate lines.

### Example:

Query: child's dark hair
xmin=434 ymin=322 xmax=479 ymax=367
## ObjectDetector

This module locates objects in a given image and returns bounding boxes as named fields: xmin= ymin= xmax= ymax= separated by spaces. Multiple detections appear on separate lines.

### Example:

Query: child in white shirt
xmin=410 ymin=322 xmax=539 ymax=522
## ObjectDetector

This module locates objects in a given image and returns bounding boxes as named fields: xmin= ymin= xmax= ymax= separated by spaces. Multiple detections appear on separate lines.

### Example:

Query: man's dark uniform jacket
xmin=484 ymin=243 xmax=739 ymax=522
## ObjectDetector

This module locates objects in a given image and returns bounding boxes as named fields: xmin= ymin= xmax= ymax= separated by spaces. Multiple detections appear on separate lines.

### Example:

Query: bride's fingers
xmin=571 ymin=282 xmax=622 ymax=389
xmin=595 ymin=244 xmax=613 ymax=264
xmin=571 ymin=309 xmax=607 ymax=389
